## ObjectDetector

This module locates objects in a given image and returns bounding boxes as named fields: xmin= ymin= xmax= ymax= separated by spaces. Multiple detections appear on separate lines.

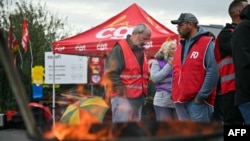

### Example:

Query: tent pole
xmin=91 ymin=84 xmax=93 ymax=96
xmin=52 ymin=53 xmax=56 ymax=124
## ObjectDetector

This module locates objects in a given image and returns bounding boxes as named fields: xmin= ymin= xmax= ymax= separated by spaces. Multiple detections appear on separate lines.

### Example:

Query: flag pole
xmin=17 ymin=47 xmax=23 ymax=69
xmin=29 ymin=42 xmax=33 ymax=69
xmin=29 ymin=41 xmax=33 ymax=101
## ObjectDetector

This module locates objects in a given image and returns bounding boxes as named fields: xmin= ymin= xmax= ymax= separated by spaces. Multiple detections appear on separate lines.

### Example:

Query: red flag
xmin=22 ymin=19 xmax=30 ymax=52
xmin=8 ymin=25 xmax=19 ymax=53
xmin=8 ymin=25 xmax=19 ymax=67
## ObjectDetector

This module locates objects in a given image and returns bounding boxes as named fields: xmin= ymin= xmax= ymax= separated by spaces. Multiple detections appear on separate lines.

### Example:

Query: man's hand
xmin=194 ymin=97 xmax=201 ymax=104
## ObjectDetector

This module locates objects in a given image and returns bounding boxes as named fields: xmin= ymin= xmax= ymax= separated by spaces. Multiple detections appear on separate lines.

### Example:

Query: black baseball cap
xmin=171 ymin=13 xmax=199 ymax=24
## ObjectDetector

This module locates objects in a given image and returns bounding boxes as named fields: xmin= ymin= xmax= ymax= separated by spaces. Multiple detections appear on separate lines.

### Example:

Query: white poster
xmin=44 ymin=52 xmax=88 ymax=84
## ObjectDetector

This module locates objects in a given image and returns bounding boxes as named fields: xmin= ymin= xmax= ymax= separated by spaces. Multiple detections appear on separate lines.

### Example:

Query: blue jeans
xmin=174 ymin=100 xmax=214 ymax=123
xmin=111 ymin=96 xmax=142 ymax=122
xmin=154 ymin=105 xmax=177 ymax=121
xmin=238 ymin=102 xmax=250 ymax=125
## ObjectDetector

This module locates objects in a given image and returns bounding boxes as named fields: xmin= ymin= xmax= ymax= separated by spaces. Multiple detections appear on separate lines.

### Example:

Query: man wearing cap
xmin=170 ymin=13 xmax=219 ymax=123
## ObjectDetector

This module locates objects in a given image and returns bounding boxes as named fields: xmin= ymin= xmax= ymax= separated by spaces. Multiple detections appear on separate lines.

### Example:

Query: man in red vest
xmin=103 ymin=23 xmax=151 ymax=122
xmin=171 ymin=13 xmax=219 ymax=123
xmin=214 ymin=0 xmax=247 ymax=125
xmin=232 ymin=4 xmax=250 ymax=125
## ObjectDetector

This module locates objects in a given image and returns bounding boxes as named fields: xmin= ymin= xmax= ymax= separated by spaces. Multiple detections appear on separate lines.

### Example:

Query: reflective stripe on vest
xmin=120 ymin=74 xmax=141 ymax=79
xmin=218 ymin=56 xmax=235 ymax=94
xmin=125 ymin=85 xmax=148 ymax=89
xmin=218 ymin=57 xmax=233 ymax=68
xmin=120 ymin=74 xmax=148 ymax=79
xmin=120 ymin=74 xmax=148 ymax=90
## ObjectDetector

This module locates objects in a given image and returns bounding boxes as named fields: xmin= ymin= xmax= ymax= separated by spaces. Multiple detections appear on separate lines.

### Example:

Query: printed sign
xmin=44 ymin=52 xmax=88 ymax=84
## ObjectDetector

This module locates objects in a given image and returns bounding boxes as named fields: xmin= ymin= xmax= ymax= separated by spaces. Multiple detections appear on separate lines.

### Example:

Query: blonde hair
xmin=155 ymin=39 xmax=177 ymax=59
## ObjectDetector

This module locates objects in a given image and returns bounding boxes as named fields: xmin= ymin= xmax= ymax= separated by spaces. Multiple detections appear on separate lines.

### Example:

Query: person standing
xmin=214 ymin=0 xmax=248 ymax=125
xmin=103 ymin=23 xmax=151 ymax=122
xmin=170 ymin=13 xmax=219 ymax=123
xmin=231 ymin=4 xmax=250 ymax=125
xmin=150 ymin=40 xmax=177 ymax=121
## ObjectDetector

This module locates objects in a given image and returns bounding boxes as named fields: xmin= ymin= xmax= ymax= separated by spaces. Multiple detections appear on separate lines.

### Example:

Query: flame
xmin=44 ymin=83 xmax=112 ymax=140
xmin=43 ymin=119 xmax=222 ymax=141
xmin=100 ymin=60 xmax=116 ymax=106
xmin=100 ymin=69 xmax=113 ymax=105
xmin=43 ymin=108 xmax=114 ymax=140
xmin=100 ymin=59 xmax=128 ymax=106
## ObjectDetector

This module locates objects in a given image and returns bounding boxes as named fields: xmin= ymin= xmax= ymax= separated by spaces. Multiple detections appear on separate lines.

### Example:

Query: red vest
xmin=119 ymin=40 xmax=149 ymax=98
xmin=214 ymin=28 xmax=235 ymax=94
xmin=172 ymin=36 xmax=216 ymax=106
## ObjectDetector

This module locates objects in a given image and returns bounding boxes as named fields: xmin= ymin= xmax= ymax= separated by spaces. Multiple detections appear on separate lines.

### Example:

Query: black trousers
xmin=222 ymin=91 xmax=244 ymax=125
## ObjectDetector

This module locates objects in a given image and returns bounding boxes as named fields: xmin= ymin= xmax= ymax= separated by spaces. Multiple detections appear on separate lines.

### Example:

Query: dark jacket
xmin=214 ymin=23 xmax=237 ymax=95
xmin=232 ymin=4 xmax=250 ymax=105
xmin=217 ymin=23 xmax=236 ymax=59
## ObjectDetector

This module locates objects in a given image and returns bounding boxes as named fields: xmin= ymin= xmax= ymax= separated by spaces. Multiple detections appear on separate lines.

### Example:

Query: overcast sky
xmin=6 ymin=0 xmax=233 ymax=35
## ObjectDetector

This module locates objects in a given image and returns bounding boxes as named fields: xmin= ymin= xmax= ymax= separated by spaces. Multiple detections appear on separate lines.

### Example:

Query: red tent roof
xmin=52 ymin=3 xmax=178 ymax=58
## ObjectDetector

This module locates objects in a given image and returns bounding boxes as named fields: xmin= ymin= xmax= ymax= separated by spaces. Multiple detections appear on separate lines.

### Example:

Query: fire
xmin=43 ymin=108 xmax=113 ymax=140
xmin=43 ymin=119 xmax=222 ymax=141
xmin=100 ymin=68 xmax=115 ymax=106
xmin=100 ymin=60 xmax=127 ymax=106
xmin=44 ymin=83 xmax=112 ymax=140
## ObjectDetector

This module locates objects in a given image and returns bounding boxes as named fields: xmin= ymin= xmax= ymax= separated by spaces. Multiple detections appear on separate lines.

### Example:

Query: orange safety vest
xmin=214 ymin=28 xmax=235 ymax=94
xmin=172 ymin=36 xmax=216 ymax=106
xmin=119 ymin=40 xmax=149 ymax=98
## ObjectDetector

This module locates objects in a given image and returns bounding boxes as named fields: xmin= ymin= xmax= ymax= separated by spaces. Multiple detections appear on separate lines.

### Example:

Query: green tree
xmin=1 ymin=0 xmax=69 ymax=65
xmin=0 ymin=0 xmax=70 ymax=112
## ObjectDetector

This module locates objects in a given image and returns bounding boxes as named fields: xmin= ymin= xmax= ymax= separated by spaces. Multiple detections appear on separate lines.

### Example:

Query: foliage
xmin=0 ymin=0 xmax=70 ymax=112
xmin=1 ymin=0 xmax=69 ymax=65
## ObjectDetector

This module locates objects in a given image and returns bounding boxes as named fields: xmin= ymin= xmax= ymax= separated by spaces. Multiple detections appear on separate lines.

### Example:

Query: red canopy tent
xmin=52 ymin=3 xmax=178 ymax=58
xmin=51 ymin=4 xmax=179 ymax=121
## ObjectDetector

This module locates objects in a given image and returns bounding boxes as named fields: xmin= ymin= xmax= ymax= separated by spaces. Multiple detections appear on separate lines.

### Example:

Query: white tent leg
xmin=91 ymin=84 xmax=93 ymax=96
xmin=52 ymin=53 xmax=56 ymax=124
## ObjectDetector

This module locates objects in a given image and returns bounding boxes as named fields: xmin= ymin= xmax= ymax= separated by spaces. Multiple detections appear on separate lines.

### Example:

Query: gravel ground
xmin=0 ymin=129 xmax=31 ymax=141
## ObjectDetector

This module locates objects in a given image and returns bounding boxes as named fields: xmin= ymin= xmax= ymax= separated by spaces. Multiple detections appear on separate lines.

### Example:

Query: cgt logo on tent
xmin=97 ymin=42 xmax=108 ymax=51
xmin=75 ymin=44 xmax=86 ymax=51
xmin=54 ymin=46 xmax=65 ymax=52
xmin=96 ymin=26 xmax=133 ymax=39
